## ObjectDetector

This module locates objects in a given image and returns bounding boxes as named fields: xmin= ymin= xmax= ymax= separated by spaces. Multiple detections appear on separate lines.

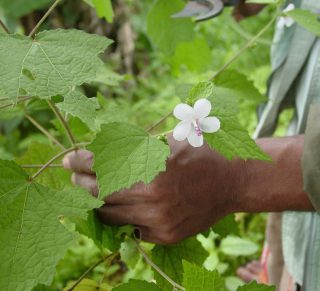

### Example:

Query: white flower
xmin=277 ymin=3 xmax=295 ymax=30
xmin=173 ymin=99 xmax=220 ymax=147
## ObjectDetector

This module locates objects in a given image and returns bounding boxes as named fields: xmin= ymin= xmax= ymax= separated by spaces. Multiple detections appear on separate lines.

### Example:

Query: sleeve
xmin=302 ymin=103 xmax=320 ymax=211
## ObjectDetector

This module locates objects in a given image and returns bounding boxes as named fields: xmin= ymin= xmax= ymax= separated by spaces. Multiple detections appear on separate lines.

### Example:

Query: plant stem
xmin=133 ymin=238 xmax=185 ymax=291
xmin=0 ymin=19 xmax=9 ymax=34
xmin=147 ymin=112 xmax=172 ymax=133
xmin=30 ymin=147 xmax=76 ymax=180
xmin=0 ymin=96 xmax=33 ymax=110
xmin=25 ymin=114 xmax=66 ymax=150
xmin=67 ymin=253 xmax=119 ymax=291
xmin=209 ymin=14 xmax=278 ymax=81
xmin=22 ymin=164 xmax=63 ymax=168
xmin=47 ymin=100 xmax=77 ymax=147
xmin=29 ymin=0 xmax=62 ymax=37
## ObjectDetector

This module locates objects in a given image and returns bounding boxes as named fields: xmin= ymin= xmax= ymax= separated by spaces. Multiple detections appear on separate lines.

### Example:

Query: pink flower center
xmin=193 ymin=120 xmax=202 ymax=137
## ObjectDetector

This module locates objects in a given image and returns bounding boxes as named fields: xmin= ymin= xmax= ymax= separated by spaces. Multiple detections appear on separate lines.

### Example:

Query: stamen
xmin=193 ymin=120 xmax=202 ymax=137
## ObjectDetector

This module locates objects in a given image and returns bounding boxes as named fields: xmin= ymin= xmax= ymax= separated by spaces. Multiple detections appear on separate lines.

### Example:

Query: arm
xmin=63 ymin=134 xmax=314 ymax=244
xmin=237 ymin=135 xmax=314 ymax=213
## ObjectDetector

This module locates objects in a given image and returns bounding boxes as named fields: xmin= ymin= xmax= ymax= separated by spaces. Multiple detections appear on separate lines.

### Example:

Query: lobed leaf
xmin=88 ymin=123 xmax=170 ymax=199
xmin=151 ymin=237 xmax=208 ymax=290
xmin=0 ymin=160 xmax=103 ymax=291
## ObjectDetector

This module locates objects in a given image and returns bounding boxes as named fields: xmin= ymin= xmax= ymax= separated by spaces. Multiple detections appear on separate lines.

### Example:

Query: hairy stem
xmin=47 ymin=100 xmax=77 ymax=147
xmin=22 ymin=164 xmax=63 ymax=169
xmin=133 ymin=238 xmax=185 ymax=291
xmin=0 ymin=19 xmax=9 ymax=34
xmin=67 ymin=253 xmax=119 ymax=291
xmin=29 ymin=0 xmax=62 ymax=37
xmin=0 ymin=96 xmax=33 ymax=110
xmin=30 ymin=147 xmax=76 ymax=180
xmin=209 ymin=14 xmax=277 ymax=80
xmin=147 ymin=112 xmax=172 ymax=133
xmin=25 ymin=114 xmax=66 ymax=150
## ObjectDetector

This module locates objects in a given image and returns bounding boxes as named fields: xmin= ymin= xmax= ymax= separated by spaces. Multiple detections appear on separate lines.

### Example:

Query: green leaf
xmin=182 ymin=260 xmax=226 ymax=291
xmin=237 ymin=281 xmax=275 ymax=291
xmin=151 ymin=237 xmax=208 ymax=290
xmin=0 ymin=0 xmax=52 ymax=18
xmin=211 ymin=214 xmax=239 ymax=238
xmin=147 ymin=0 xmax=195 ymax=55
xmin=93 ymin=0 xmax=114 ymax=23
xmin=220 ymin=236 xmax=259 ymax=256
xmin=113 ymin=279 xmax=162 ymax=291
xmin=0 ymin=160 xmax=103 ymax=291
xmin=94 ymin=66 xmax=124 ymax=87
xmin=64 ymin=278 xmax=111 ymax=291
xmin=171 ymin=37 xmax=212 ymax=73
xmin=246 ymin=0 xmax=278 ymax=4
xmin=214 ymin=70 xmax=266 ymax=104
xmin=0 ymin=29 xmax=112 ymax=103
xmin=88 ymin=123 xmax=170 ymax=199
xmin=57 ymin=91 xmax=100 ymax=131
xmin=188 ymin=81 xmax=214 ymax=103
xmin=16 ymin=143 xmax=71 ymax=190
xmin=286 ymin=9 xmax=320 ymax=37
xmin=75 ymin=211 xmax=122 ymax=252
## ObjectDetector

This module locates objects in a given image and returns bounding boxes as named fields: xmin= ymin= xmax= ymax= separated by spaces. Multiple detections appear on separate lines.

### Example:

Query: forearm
xmin=236 ymin=135 xmax=314 ymax=213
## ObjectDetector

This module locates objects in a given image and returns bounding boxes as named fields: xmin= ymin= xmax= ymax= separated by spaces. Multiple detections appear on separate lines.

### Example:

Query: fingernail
xmin=62 ymin=157 xmax=71 ymax=169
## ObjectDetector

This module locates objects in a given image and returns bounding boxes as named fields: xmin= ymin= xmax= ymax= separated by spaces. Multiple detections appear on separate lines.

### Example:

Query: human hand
xmin=63 ymin=135 xmax=242 ymax=245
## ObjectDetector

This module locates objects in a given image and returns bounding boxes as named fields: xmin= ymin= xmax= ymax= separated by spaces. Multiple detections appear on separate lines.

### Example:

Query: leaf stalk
xmin=25 ymin=114 xmax=66 ymax=150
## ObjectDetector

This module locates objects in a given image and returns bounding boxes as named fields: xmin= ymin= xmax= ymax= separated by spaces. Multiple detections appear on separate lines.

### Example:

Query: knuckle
xmin=160 ymin=231 xmax=180 ymax=245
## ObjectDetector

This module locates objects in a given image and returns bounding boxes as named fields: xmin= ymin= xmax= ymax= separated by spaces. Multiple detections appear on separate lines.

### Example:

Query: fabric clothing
xmin=253 ymin=0 xmax=320 ymax=289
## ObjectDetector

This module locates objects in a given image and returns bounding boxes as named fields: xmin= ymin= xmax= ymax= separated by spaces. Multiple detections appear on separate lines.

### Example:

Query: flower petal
xmin=194 ymin=99 xmax=212 ymax=119
xmin=283 ymin=3 xmax=295 ymax=13
xmin=173 ymin=121 xmax=191 ymax=141
xmin=187 ymin=127 xmax=204 ymax=148
xmin=199 ymin=116 xmax=221 ymax=133
xmin=173 ymin=103 xmax=194 ymax=121
xmin=284 ymin=17 xmax=294 ymax=27
xmin=277 ymin=17 xmax=285 ymax=30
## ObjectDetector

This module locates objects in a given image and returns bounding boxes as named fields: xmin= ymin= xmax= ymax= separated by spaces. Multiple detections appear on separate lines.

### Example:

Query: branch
xmin=25 ymin=114 xmax=66 ymax=150
xmin=0 ymin=96 xmax=33 ymax=110
xmin=147 ymin=112 xmax=172 ymax=133
xmin=22 ymin=164 xmax=63 ymax=169
xmin=47 ymin=100 xmax=77 ymax=147
xmin=133 ymin=238 xmax=185 ymax=291
xmin=0 ymin=19 xmax=9 ymax=34
xmin=29 ymin=0 xmax=62 ymax=37
xmin=209 ymin=14 xmax=277 ymax=80
xmin=67 ymin=253 xmax=119 ymax=291
xmin=30 ymin=147 xmax=76 ymax=180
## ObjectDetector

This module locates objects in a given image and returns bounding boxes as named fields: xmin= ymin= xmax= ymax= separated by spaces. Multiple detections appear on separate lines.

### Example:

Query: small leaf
xmin=88 ymin=123 xmax=170 ymax=199
xmin=220 ymin=236 xmax=259 ymax=256
xmin=147 ymin=0 xmax=195 ymax=55
xmin=57 ymin=91 xmax=100 ymax=131
xmin=211 ymin=214 xmax=239 ymax=238
xmin=286 ymin=9 xmax=320 ymax=37
xmin=92 ymin=0 xmax=114 ymax=23
xmin=188 ymin=81 xmax=214 ymax=103
xmin=113 ymin=279 xmax=162 ymax=291
xmin=0 ymin=0 xmax=52 ymax=18
xmin=237 ymin=281 xmax=275 ymax=291
xmin=152 ymin=237 xmax=208 ymax=290
xmin=182 ymin=260 xmax=226 ymax=291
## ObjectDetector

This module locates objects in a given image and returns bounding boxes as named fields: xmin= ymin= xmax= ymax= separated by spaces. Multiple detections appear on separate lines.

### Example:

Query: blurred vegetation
xmin=0 ymin=0 xmax=290 ymax=290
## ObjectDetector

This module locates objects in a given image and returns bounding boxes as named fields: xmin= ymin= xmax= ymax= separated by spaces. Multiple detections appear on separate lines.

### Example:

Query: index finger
xmin=63 ymin=149 xmax=95 ymax=174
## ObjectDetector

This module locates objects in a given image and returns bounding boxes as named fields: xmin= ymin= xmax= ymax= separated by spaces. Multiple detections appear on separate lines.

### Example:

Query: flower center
xmin=193 ymin=120 xmax=202 ymax=137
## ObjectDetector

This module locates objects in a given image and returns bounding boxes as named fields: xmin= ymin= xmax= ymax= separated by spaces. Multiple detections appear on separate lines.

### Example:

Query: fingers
xmin=71 ymin=173 xmax=98 ymax=197
xmin=105 ymin=182 xmax=151 ymax=205
xmin=63 ymin=150 xmax=94 ymax=174
xmin=97 ymin=205 xmax=148 ymax=226
xmin=236 ymin=261 xmax=263 ymax=283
